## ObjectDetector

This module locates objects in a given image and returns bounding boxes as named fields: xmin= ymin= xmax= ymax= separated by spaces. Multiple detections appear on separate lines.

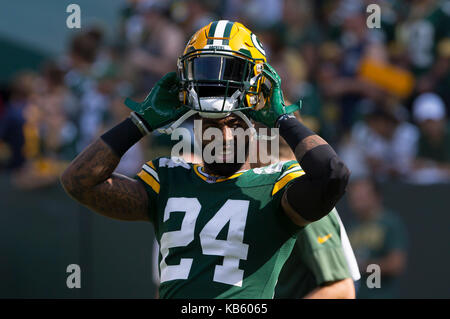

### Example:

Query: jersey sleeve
xmin=135 ymin=159 xmax=160 ymax=223
xmin=271 ymin=160 xmax=305 ymax=197
xmin=268 ymin=161 xmax=307 ymax=233
xmin=297 ymin=210 xmax=352 ymax=285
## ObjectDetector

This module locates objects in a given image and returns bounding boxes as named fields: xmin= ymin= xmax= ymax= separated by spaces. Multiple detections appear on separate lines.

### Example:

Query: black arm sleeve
xmin=278 ymin=116 xmax=350 ymax=222
xmin=100 ymin=117 xmax=144 ymax=157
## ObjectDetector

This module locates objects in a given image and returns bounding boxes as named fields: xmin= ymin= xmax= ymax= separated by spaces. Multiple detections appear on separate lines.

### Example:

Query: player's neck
xmin=240 ymin=160 xmax=251 ymax=171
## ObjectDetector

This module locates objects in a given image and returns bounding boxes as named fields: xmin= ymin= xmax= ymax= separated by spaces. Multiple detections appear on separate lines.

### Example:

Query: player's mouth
xmin=214 ymin=147 xmax=234 ymax=162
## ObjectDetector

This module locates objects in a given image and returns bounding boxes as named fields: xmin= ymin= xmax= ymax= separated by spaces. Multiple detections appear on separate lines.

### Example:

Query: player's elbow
xmin=60 ymin=167 xmax=71 ymax=192
xmin=60 ymin=166 xmax=83 ymax=200
xmin=324 ymin=156 xmax=350 ymax=206
xmin=284 ymin=158 xmax=350 ymax=223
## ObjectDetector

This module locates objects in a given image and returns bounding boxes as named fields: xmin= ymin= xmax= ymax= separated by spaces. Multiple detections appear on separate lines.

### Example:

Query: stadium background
xmin=0 ymin=0 xmax=449 ymax=298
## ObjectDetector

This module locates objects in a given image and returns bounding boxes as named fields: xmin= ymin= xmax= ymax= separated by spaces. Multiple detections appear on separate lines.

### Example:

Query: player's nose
xmin=222 ymin=126 xmax=234 ymax=142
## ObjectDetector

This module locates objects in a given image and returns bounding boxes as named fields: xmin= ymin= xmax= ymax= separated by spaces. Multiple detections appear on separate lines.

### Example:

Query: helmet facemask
xmin=178 ymin=52 xmax=264 ymax=118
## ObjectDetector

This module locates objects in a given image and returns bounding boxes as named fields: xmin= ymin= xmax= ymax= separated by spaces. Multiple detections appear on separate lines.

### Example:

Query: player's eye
xmin=227 ymin=119 xmax=241 ymax=128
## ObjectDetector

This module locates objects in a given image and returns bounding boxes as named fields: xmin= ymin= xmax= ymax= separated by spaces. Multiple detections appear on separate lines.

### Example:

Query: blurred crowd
xmin=1 ymin=0 xmax=450 ymax=188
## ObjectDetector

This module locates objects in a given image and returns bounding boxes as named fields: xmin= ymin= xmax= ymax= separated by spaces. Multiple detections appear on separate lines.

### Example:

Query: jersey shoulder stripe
xmin=270 ymin=161 xmax=305 ymax=196
xmin=277 ymin=165 xmax=303 ymax=180
xmin=272 ymin=170 xmax=305 ymax=195
xmin=137 ymin=170 xmax=160 ymax=194
xmin=286 ymin=162 xmax=300 ymax=170
xmin=137 ymin=160 xmax=161 ymax=194
xmin=137 ymin=156 xmax=192 ymax=194
xmin=143 ymin=163 xmax=160 ymax=182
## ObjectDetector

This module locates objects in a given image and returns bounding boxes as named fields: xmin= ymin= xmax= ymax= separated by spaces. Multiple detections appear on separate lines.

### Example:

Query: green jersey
xmin=348 ymin=210 xmax=408 ymax=299
xmin=136 ymin=156 xmax=305 ymax=299
xmin=274 ymin=209 xmax=360 ymax=298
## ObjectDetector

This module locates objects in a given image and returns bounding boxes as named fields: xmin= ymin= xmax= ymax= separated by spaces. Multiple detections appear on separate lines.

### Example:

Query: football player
xmin=61 ymin=21 xmax=350 ymax=298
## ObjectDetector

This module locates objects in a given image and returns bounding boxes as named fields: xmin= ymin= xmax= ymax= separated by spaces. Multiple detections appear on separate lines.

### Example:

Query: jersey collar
xmin=193 ymin=164 xmax=247 ymax=183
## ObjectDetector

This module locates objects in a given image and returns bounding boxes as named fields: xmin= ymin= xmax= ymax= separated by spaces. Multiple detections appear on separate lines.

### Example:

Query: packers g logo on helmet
xmin=177 ymin=20 xmax=269 ymax=119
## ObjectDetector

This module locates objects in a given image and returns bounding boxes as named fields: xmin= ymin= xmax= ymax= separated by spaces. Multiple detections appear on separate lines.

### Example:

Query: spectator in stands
xmin=323 ymin=0 xmax=387 ymax=133
xmin=0 ymin=72 xmax=37 ymax=170
xmin=5 ymin=65 xmax=74 ymax=189
xmin=38 ymin=62 xmax=78 ymax=160
xmin=2 ymin=0 xmax=449 ymax=190
xmin=128 ymin=1 xmax=185 ymax=94
xmin=224 ymin=0 xmax=283 ymax=30
xmin=63 ymin=32 xmax=99 ymax=149
xmin=340 ymin=102 xmax=419 ymax=181
xmin=346 ymin=178 xmax=408 ymax=299
xmin=119 ymin=0 xmax=145 ymax=46
xmin=182 ymin=0 xmax=219 ymax=35
xmin=410 ymin=93 xmax=450 ymax=183
xmin=397 ymin=0 xmax=450 ymax=77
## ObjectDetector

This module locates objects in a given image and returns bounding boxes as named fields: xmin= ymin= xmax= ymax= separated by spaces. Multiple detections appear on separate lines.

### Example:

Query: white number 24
xmin=159 ymin=197 xmax=250 ymax=287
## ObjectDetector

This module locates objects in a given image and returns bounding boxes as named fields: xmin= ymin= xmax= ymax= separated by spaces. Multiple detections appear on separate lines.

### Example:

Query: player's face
xmin=200 ymin=114 xmax=250 ymax=176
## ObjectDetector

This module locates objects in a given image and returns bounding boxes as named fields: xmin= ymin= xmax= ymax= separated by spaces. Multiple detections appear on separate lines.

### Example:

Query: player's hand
xmin=124 ymin=72 xmax=189 ymax=132
xmin=246 ymin=63 xmax=301 ymax=127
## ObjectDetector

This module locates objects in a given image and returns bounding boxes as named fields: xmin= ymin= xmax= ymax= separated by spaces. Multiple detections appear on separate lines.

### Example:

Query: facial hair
xmin=203 ymin=139 xmax=249 ymax=177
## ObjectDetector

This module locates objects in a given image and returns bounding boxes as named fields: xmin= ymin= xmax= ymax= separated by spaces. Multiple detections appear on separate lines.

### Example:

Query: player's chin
xmin=203 ymin=161 xmax=245 ymax=177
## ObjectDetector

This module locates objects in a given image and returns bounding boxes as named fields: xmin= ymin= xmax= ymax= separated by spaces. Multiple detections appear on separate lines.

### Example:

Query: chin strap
xmin=233 ymin=111 xmax=278 ymax=141
xmin=156 ymin=109 xmax=198 ymax=135
xmin=234 ymin=111 xmax=257 ymax=138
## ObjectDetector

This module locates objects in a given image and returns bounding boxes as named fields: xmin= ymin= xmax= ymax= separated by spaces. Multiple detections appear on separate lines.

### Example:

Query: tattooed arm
xmin=278 ymin=117 xmax=350 ymax=226
xmin=60 ymin=138 xmax=149 ymax=221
